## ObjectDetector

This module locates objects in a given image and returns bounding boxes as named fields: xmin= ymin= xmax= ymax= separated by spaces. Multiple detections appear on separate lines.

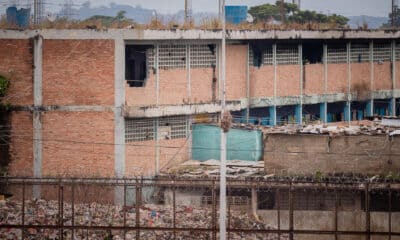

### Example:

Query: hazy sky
xmin=73 ymin=0 xmax=391 ymax=17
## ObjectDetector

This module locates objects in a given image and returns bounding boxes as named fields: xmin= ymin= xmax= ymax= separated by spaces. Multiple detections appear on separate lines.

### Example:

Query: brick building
xmin=1 ymin=29 xmax=400 ymax=180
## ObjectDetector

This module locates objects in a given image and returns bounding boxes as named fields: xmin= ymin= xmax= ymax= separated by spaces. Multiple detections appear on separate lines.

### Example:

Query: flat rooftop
xmin=2 ymin=29 xmax=400 ymax=40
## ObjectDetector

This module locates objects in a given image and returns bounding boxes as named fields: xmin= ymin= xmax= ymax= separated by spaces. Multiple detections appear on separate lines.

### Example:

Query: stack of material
xmin=0 ymin=198 xmax=287 ymax=240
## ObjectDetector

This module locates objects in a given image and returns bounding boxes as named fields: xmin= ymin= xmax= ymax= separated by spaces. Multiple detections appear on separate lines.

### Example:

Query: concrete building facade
xmin=1 ymin=29 xmax=400 ymax=179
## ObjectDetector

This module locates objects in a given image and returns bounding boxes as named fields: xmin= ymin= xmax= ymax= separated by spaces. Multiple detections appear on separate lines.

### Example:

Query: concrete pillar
xmin=320 ymin=102 xmax=327 ymax=123
xmin=390 ymin=98 xmax=396 ymax=116
xmin=114 ymin=36 xmax=126 ymax=204
xmin=344 ymin=101 xmax=351 ymax=122
xmin=366 ymin=99 xmax=374 ymax=117
xmin=269 ymin=106 xmax=277 ymax=126
xmin=295 ymin=104 xmax=302 ymax=125
xmin=33 ymin=35 xmax=43 ymax=199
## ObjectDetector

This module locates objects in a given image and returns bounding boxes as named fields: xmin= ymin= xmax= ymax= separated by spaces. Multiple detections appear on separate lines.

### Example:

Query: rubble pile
xmin=0 ymin=198 xmax=287 ymax=240
xmin=262 ymin=119 xmax=400 ymax=136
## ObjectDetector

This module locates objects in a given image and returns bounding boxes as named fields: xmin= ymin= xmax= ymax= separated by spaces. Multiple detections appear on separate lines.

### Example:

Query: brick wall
xmin=0 ymin=39 xmax=33 ymax=106
xmin=327 ymin=64 xmax=348 ymax=93
xmin=276 ymin=65 xmax=300 ymax=97
xmin=351 ymin=63 xmax=371 ymax=94
xmin=41 ymin=111 xmax=114 ymax=177
xmin=374 ymin=62 xmax=392 ymax=90
xmin=125 ymin=72 xmax=157 ymax=106
xmin=226 ymin=44 xmax=247 ymax=100
xmin=396 ymin=62 xmax=400 ymax=89
xmin=191 ymin=68 xmax=216 ymax=103
xmin=304 ymin=64 xmax=324 ymax=95
xmin=125 ymin=138 xmax=189 ymax=177
xmin=8 ymin=111 xmax=33 ymax=176
xmin=159 ymin=69 xmax=189 ymax=104
xmin=43 ymin=40 xmax=115 ymax=106
xmin=250 ymin=66 xmax=274 ymax=98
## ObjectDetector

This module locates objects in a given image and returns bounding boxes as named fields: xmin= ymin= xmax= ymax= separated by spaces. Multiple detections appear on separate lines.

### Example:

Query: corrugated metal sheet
xmin=192 ymin=124 xmax=262 ymax=161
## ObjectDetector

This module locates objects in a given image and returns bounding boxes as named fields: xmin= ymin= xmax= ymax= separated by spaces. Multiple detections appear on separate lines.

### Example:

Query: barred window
xmin=158 ymin=44 xmax=187 ymax=69
xmin=125 ymin=116 xmax=189 ymax=142
xmin=327 ymin=44 xmax=347 ymax=64
xmin=190 ymin=44 xmax=216 ymax=68
xmin=373 ymin=43 xmax=391 ymax=62
xmin=351 ymin=44 xmax=370 ymax=63
xmin=276 ymin=45 xmax=299 ymax=65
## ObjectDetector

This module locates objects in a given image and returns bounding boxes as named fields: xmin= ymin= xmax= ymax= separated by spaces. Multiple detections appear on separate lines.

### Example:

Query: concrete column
xmin=298 ymin=44 xmax=303 ymax=125
xmin=187 ymin=44 xmax=191 ymax=103
xmin=269 ymin=106 xmax=277 ymax=126
xmin=295 ymin=104 xmax=302 ymax=125
xmin=246 ymin=43 xmax=250 ymax=123
xmin=273 ymin=43 xmax=277 ymax=127
xmin=370 ymin=41 xmax=374 ymax=109
xmin=320 ymin=102 xmax=327 ymax=123
xmin=323 ymin=44 xmax=328 ymax=93
xmin=366 ymin=99 xmax=374 ymax=117
xmin=390 ymin=98 xmax=396 ymax=116
xmin=155 ymin=118 xmax=160 ymax=175
xmin=344 ymin=101 xmax=351 ymax=122
xmin=391 ymin=40 xmax=396 ymax=116
xmin=156 ymin=44 xmax=160 ymax=105
xmin=114 ymin=36 xmax=126 ymax=204
xmin=33 ymin=35 xmax=43 ymax=199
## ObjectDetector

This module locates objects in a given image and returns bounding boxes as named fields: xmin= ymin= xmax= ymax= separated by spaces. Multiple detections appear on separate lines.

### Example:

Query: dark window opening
xmin=303 ymin=41 xmax=323 ymax=64
xmin=362 ymin=191 xmax=400 ymax=212
xmin=125 ymin=45 xmax=153 ymax=87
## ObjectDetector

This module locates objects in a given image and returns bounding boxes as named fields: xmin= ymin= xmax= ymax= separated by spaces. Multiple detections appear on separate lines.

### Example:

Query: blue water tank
xmin=6 ymin=6 xmax=17 ymax=26
xmin=225 ymin=5 xmax=248 ymax=24
xmin=16 ymin=8 xmax=30 ymax=28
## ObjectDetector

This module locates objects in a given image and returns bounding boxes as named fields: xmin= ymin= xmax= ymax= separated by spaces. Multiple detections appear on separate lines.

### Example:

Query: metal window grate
xmin=373 ymin=43 xmax=391 ymax=62
xmin=263 ymin=47 xmax=273 ymax=65
xmin=351 ymin=44 xmax=370 ymax=63
xmin=396 ymin=43 xmax=400 ymax=60
xmin=125 ymin=118 xmax=155 ymax=142
xmin=158 ymin=44 xmax=187 ymax=69
xmin=276 ymin=45 xmax=299 ymax=65
xmin=126 ymin=116 xmax=189 ymax=142
xmin=147 ymin=47 xmax=155 ymax=70
xmin=190 ymin=44 xmax=216 ymax=68
xmin=159 ymin=116 xmax=188 ymax=139
xmin=327 ymin=45 xmax=347 ymax=64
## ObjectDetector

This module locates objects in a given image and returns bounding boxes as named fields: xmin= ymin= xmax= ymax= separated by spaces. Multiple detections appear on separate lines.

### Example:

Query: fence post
xmin=388 ymin=184 xmax=392 ymax=240
xmin=71 ymin=180 xmax=75 ymax=240
xmin=123 ymin=180 xmax=127 ymax=240
xmin=335 ymin=189 xmax=338 ymax=240
xmin=365 ymin=183 xmax=370 ymax=240
xmin=173 ymin=183 xmax=176 ymax=239
xmin=277 ymin=188 xmax=281 ymax=240
xmin=135 ymin=178 xmax=141 ymax=240
xmin=212 ymin=180 xmax=217 ymax=240
xmin=22 ymin=180 xmax=25 ymax=240
xmin=289 ymin=180 xmax=293 ymax=240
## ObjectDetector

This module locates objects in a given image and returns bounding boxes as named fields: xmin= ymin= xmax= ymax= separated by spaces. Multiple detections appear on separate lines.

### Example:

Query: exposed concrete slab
xmin=2 ymin=29 xmax=400 ymax=40
xmin=124 ymin=101 xmax=243 ymax=118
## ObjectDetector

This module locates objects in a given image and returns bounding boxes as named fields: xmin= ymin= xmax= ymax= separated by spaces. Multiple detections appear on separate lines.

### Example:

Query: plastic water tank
xmin=225 ymin=6 xmax=248 ymax=24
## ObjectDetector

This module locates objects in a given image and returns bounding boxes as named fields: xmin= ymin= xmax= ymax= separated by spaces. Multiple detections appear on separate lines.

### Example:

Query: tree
xmin=248 ymin=1 xmax=348 ymax=27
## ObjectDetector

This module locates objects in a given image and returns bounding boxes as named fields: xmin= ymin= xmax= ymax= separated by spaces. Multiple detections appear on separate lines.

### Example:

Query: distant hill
xmin=66 ymin=1 xmax=216 ymax=24
xmin=347 ymin=15 xmax=389 ymax=29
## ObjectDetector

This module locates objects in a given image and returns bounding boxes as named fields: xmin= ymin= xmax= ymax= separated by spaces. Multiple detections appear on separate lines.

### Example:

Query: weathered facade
xmin=1 ymin=29 xmax=400 ymax=181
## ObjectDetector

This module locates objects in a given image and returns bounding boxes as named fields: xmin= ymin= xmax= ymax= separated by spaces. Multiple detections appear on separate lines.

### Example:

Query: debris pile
xmin=0 ymin=198 xmax=287 ymax=240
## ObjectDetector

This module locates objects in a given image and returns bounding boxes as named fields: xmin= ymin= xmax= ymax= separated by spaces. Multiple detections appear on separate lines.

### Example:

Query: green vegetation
xmin=84 ymin=10 xmax=135 ymax=28
xmin=0 ymin=75 xmax=9 ymax=98
xmin=249 ymin=1 xmax=348 ymax=27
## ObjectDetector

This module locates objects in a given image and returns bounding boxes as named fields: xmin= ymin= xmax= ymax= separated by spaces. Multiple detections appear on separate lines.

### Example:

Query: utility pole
xmin=393 ymin=0 xmax=395 ymax=27
xmin=185 ymin=0 xmax=188 ymax=24
xmin=280 ymin=0 xmax=285 ymax=23
xmin=184 ymin=0 xmax=192 ymax=25
xmin=219 ymin=0 xmax=227 ymax=239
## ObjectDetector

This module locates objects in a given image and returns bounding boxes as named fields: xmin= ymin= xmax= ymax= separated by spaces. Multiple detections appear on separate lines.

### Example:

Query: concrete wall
xmin=258 ymin=210 xmax=400 ymax=240
xmin=0 ymin=39 xmax=33 ymax=106
xmin=264 ymin=134 xmax=400 ymax=175
xmin=42 ymin=40 xmax=115 ymax=106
